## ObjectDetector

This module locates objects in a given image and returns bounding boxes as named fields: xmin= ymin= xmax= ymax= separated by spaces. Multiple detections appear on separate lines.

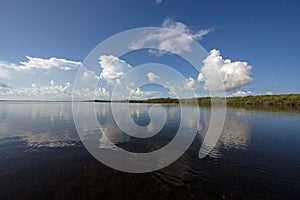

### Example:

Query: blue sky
xmin=0 ymin=0 xmax=299 ymax=100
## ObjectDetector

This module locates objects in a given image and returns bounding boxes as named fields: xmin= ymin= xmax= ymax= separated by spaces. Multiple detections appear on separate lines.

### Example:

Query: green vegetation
xmin=90 ymin=94 xmax=300 ymax=107
xmin=129 ymin=98 xmax=179 ymax=104
xmin=133 ymin=94 xmax=300 ymax=107
xmin=225 ymin=94 xmax=300 ymax=106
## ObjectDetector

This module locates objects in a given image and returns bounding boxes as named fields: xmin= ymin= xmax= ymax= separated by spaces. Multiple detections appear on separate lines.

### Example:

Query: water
xmin=0 ymin=102 xmax=300 ymax=199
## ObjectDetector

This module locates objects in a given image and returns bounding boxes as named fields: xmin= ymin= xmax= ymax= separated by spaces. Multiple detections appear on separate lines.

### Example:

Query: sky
xmin=0 ymin=0 xmax=299 ymax=100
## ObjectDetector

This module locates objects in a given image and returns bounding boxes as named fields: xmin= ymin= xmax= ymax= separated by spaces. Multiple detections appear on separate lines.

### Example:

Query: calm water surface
xmin=0 ymin=102 xmax=300 ymax=199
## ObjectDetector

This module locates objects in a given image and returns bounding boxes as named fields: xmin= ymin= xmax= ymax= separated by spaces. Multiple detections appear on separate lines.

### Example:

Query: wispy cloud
xmin=154 ymin=0 xmax=163 ymax=5
xmin=129 ymin=19 xmax=213 ymax=55
xmin=162 ymin=18 xmax=213 ymax=41
xmin=0 ymin=56 xmax=81 ymax=80
xmin=0 ymin=82 xmax=12 ymax=89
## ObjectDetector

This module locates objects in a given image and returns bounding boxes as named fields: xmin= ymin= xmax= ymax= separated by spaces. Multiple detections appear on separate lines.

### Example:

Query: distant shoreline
xmin=1 ymin=94 xmax=300 ymax=107
xmin=88 ymin=94 xmax=300 ymax=107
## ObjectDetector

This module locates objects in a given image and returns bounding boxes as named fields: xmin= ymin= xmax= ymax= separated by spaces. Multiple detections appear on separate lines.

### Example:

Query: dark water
xmin=0 ymin=102 xmax=300 ymax=199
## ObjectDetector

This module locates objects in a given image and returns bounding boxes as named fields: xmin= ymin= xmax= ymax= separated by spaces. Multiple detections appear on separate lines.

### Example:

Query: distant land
xmin=1 ymin=94 xmax=300 ymax=107
xmin=89 ymin=94 xmax=300 ymax=107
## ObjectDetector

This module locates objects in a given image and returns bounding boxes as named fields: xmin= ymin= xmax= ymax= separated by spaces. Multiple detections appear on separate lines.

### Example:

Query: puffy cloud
xmin=231 ymin=90 xmax=254 ymax=97
xmin=0 ymin=80 xmax=72 ymax=100
xmin=197 ymin=73 xmax=205 ymax=82
xmin=114 ymin=81 xmax=166 ymax=100
xmin=198 ymin=49 xmax=253 ymax=92
xmin=0 ymin=56 xmax=81 ymax=91
xmin=162 ymin=77 xmax=200 ymax=98
xmin=264 ymin=92 xmax=273 ymax=95
xmin=184 ymin=77 xmax=199 ymax=91
xmin=99 ymin=55 xmax=132 ymax=82
xmin=129 ymin=19 xmax=213 ymax=54
xmin=0 ymin=48 xmax=254 ymax=100
xmin=72 ymin=55 xmax=167 ymax=100
xmin=230 ymin=90 xmax=274 ymax=97
xmin=75 ymin=67 xmax=101 ymax=91
xmin=0 ymin=56 xmax=84 ymax=100
xmin=132 ymin=87 xmax=164 ymax=99
xmin=73 ymin=87 xmax=110 ymax=100
xmin=95 ymin=87 xmax=110 ymax=98
xmin=147 ymin=72 xmax=161 ymax=82
xmin=50 ymin=80 xmax=55 ymax=86
xmin=0 ymin=65 xmax=12 ymax=79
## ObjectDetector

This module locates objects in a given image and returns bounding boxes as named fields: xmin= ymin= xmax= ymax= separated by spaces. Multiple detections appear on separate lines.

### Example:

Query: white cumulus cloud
xmin=198 ymin=49 xmax=253 ymax=92
xmin=132 ymin=87 xmax=164 ymax=99
xmin=0 ymin=48 xmax=255 ymax=100
xmin=184 ymin=77 xmax=199 ymax=91
xmin=147 ymin=72 xmax=161 ymax=82
xmin=231 ymin=90 xmax=254 ymax=97
xmin=99 ymin=55 xmax=132 ymax=82
xmin=264 ymin=92 xmax=273 ymax=95
xmin=230 ymin=90 xmax=274 ymax=97
xmin=0 ymin=80 xmax=72 ymax=100
xmin=0 ymin=56 xmax=82 ymax=100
